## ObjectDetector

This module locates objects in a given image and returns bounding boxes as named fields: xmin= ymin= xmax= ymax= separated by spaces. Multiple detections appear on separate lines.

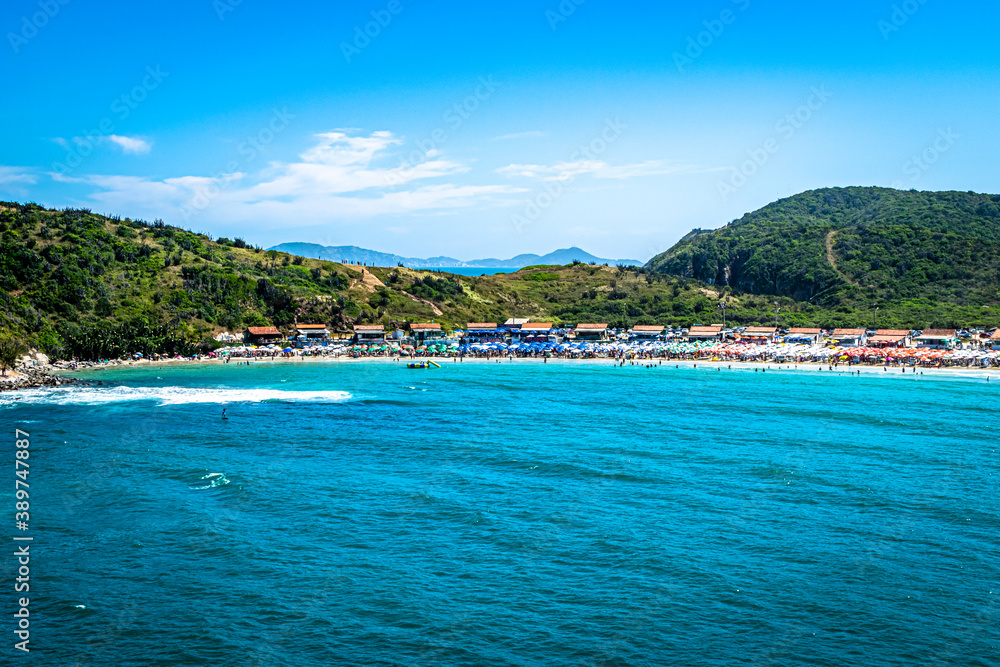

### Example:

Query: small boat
xmin=406 ymin=361 xmax=441 ymax=369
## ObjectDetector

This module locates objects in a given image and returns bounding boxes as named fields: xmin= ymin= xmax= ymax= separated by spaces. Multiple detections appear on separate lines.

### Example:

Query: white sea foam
xmin=192 ymin=472 xmax=230 ymax=489
xmin=1 ymin=386 xmax=353 ymax=407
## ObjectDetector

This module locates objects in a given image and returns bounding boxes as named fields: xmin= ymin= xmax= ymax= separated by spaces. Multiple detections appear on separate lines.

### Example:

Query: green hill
xmin=647 ymin=187 xmax=1000 ymax=308
xmin=0 ymin=203 xmax=762 ymax=358
xmin=3 ymin=196 xmax=1000 ymax=361
xmin=0 ymin=203 xmax=438 ymax=359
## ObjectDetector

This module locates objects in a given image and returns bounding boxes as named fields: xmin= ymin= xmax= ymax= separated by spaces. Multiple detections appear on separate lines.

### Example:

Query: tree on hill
xmin=0 ymin=333 xmax=27 ymax=376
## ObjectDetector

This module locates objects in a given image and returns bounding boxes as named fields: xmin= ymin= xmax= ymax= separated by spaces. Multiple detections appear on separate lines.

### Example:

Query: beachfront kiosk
xmin=687 ymin=325 xmax=724 ymax=342
xmin=574 ymin=323 xmax=609 ymax=342
xmin=631 ymin=325 xmax=665 ymax=341
xmin=914 ymin=329 xmax=958 ymax=349
xmin=740 ymin=326 xmax=777 ymax=344
xmin=463 ymin=323 xmax=503 ymax=344
xmin=499 ymin=318 xmax=530 ymax=339
xmin=868 ymin=329 xmax=911 ymax=348
xmin=293 ymin=323 xmax=330 ymax=342
xmin=410 ymin=323 xmax=446 ymax=344
xmin=785 ymin=328 xmax=823 ymax=344
xmin=829 ymin=328 xmax=868 ymax=347
xmin=513 ymin=322 xmax=553 ymax=344
xmin=243 ymin=326 xmax=282 ymax=346
xmin=353 ymin=324 xmax=386 ymax=344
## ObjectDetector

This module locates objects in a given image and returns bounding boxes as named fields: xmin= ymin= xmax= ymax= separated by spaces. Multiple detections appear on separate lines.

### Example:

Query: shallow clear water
xmin=3 ymin=361 xmax=998 ymax=665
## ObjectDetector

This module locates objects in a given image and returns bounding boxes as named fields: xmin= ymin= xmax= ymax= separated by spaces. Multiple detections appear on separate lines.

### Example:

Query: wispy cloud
xmin=53 ymin=134 xmax=152 ymax=155
xmin=497 ymin=159 xmax=726 ymax=181
xmin=492 ymin=130 xmax=548 ymax=141
xmin=64 ymin=130 xmax=526 ymax=226
xmin=247 ymin=130 xmax=471 ymax=198
xmin=108 ymin=135 xmax=152 ymax=154
xmin=0 ymin=166 xmax=37 ymax=186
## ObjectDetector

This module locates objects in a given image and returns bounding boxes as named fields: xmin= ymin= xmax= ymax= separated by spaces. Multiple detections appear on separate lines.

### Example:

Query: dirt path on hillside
xmin=352 ymin=269 xmax=386 ymax=293
xmin=361 ymin=270 xmax=384 ymax=290
xmin=825 ymin=230 xmax=859 ymax=287
xmin=400 ymin=290 xmax=443 ymax=316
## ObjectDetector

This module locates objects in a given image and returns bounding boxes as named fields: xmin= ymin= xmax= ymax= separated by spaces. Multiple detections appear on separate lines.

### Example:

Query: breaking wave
xmin=1 ymin=386 xmax=353 ymax=407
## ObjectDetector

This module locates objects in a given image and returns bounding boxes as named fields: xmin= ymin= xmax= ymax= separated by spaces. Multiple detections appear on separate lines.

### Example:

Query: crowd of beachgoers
xmin=203 ymin=339 xmax=1000 ymax=368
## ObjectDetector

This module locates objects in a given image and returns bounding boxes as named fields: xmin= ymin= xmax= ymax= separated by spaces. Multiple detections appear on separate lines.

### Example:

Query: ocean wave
xmin=192 ymin=472 xmax=230 ymax=490
xmin=1 ymin=386 xmax=353 ymax=407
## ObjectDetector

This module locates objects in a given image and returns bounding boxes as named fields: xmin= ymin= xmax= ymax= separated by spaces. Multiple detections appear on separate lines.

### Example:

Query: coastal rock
xmin=0 ymin=366 xmax=79 ymax=393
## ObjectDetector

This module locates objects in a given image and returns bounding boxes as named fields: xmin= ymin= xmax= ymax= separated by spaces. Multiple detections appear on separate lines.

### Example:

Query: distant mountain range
xmin=267 ymin=243 xmax=643 ymax=268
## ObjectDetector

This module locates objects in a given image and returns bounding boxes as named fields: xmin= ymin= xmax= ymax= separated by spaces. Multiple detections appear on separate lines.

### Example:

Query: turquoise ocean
xmin=2 ymin=360 xmax=998 ymax=665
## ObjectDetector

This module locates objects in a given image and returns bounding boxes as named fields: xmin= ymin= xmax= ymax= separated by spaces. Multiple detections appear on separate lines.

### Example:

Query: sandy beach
xmin=44 ymin=352 xmax=1000 ymax=384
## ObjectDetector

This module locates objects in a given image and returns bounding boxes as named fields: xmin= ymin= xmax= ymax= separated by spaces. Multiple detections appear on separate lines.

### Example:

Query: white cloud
xmin=66 ymin=130 xmax=526 ymax=226
xmin=299 ymin=130 xmax=398 ymax=166
xmin=497 ymin=160 xmax=605 ymax=181
xmin=0 ymin=166 xmax=37 ymax=186
xmin=497 ymin=159 xmax=727 ymax=182
xmin=108 ymin=135 xmax=152 ymax=154
xmin=53 ymin=134 xmax=153 ymax=155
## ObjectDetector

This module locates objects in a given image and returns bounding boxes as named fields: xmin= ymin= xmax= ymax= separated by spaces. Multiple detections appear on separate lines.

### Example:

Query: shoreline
xmin=0 ymin=366 xmax=79 ymax=393
xmin=36 ymin=353 xmax=1000 ymax=382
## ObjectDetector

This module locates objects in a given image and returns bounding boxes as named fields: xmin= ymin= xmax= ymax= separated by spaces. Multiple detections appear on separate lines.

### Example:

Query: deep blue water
xmin=2 ymin=361 xmax=998 ymax=666
xmin=413 ymin=267 xmax=519 ymax=276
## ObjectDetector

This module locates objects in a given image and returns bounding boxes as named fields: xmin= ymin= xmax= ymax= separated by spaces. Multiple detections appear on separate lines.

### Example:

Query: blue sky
xmin=2 ymin=0 xmax=998 ymax=261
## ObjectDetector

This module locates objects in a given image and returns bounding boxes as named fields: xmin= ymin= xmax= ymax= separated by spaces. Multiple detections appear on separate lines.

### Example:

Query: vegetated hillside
xmin=647 ymin=187 xmax=1000 ymax=308
xmin=0 ymin=203 xmax=461 ymax=358
xmin=0 ymin=201 xmax=807 ymax=354
xmin=2 ymin=200 xmax=999 ymax=360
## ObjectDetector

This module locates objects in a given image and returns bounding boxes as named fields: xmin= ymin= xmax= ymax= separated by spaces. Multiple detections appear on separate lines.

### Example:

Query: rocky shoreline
xmin=0 ymin=366 xmax=79 ymax=392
